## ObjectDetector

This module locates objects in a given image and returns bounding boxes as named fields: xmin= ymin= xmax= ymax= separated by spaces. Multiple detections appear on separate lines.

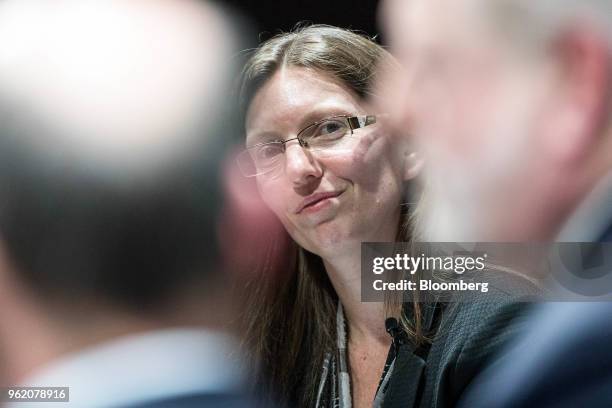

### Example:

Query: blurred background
xmin=224 ymin=0 xmax=382 ymax=45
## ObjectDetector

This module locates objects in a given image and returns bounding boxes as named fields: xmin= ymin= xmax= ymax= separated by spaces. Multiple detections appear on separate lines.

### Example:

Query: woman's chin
xmin=307 ymin=228 xmax=365 ymax=258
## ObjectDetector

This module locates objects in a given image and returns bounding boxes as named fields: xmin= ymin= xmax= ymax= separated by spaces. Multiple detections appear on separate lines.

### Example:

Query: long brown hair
xmin=238 ymin=24 xmax=425 ymax=407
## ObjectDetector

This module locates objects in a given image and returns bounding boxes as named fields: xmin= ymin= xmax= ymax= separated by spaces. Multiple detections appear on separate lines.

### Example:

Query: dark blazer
xmin=382 ymin=272 xmax=540 ymax=408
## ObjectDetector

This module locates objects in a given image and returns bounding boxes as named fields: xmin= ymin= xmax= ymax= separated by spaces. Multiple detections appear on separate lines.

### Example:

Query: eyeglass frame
xmin=238 ymin=114 xmax=379 ymax=178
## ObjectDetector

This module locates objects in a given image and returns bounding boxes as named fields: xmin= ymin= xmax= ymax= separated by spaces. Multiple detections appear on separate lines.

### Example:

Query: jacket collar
xmin=380 ymin=301 xmax=441 ymax=408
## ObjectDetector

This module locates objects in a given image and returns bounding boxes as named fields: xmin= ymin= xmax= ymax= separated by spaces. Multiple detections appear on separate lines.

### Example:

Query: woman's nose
xmin=283 ymin=141 xmax=323 ymax=186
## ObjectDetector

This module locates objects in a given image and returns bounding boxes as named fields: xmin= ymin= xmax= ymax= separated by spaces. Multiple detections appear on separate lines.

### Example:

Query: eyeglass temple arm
xmin=346 ymin=115 xmax=378 ymax=130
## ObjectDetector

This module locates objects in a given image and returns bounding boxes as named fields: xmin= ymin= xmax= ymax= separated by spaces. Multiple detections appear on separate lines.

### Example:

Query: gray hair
xmin=472 ymin=0 xmax=612 ymax=53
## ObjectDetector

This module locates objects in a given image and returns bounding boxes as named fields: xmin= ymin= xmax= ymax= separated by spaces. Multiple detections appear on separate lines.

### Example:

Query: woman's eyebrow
xmin=298 ymin=108 xmax=353 ymax=129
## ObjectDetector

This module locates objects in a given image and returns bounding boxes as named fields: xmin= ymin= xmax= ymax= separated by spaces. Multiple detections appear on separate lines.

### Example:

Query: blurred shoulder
xmin=436 ymin=268 xmax=542 ymax=349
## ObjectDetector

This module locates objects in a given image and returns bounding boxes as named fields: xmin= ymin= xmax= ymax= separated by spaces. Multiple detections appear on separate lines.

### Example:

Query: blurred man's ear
xmin=0 ymin=242 xmax=39 ymax=385
xmin=218 ymin=149 xmax=288 ymax=280
xmin=541 ymin=24 xmax=611 ymax=165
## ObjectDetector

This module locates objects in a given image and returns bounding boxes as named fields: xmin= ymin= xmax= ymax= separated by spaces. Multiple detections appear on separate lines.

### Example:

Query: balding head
xmin=0 ymin=0 xmax=237 ymax=178
xmin=0 ymin=0 xmax=242 ymax=309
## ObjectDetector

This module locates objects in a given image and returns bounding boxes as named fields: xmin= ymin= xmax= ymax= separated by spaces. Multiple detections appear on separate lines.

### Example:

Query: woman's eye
xmin=315 ymin=120 xmax=346 ymax=137
xmin=256 ymin=144 xmax=282 ymax=161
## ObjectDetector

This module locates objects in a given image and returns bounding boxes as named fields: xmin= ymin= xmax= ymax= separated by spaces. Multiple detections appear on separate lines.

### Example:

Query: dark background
xmin=224 ymin=0 xmax=383 ymax=46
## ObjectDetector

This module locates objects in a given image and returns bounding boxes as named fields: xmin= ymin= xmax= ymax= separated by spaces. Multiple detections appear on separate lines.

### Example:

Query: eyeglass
xmin=237 ymin=114 xmax=378 ymax=178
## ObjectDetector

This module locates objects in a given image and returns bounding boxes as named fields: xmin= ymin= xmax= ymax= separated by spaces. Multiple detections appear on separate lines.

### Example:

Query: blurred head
xmin=0 ymin=0 xmax=241 ymax=345
xmin=240 ymin=25 xmax=420 ymax=259
xmin=380 ymin=0 xmax=612 ymax=241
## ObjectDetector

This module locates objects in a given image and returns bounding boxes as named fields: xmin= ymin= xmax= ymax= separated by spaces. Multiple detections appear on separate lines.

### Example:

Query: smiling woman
xmin=238 ymin=25 xmax=422 ymax=408
xmin=236 ymin=24 xmax=540 ymax=408
xmin=244 ymin=65 xmax=408 ymax=254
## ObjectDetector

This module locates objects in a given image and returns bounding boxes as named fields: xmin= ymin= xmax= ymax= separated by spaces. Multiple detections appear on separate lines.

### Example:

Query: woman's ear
xmin=403 ymin=151 xmax=424 ymax=181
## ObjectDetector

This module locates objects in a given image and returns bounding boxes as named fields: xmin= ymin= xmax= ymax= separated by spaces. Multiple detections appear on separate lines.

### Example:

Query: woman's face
xmin=245 ymin=67 xmax=412 ymax=258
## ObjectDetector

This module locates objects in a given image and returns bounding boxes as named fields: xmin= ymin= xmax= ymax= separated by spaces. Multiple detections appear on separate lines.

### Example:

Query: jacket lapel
xmin=381 ymin=346 xmax=427 ymax=408
xmin=381 ymin=301 xmax=441 ymax=408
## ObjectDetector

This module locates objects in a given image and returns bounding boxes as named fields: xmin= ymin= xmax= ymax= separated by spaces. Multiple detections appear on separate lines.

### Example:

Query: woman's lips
xmin=295 ymin=190 xmax=344 ymax=214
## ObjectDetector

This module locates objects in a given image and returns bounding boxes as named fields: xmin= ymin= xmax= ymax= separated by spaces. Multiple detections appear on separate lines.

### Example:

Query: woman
xmin=237 ymin=25 xmax=538 ymax=408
